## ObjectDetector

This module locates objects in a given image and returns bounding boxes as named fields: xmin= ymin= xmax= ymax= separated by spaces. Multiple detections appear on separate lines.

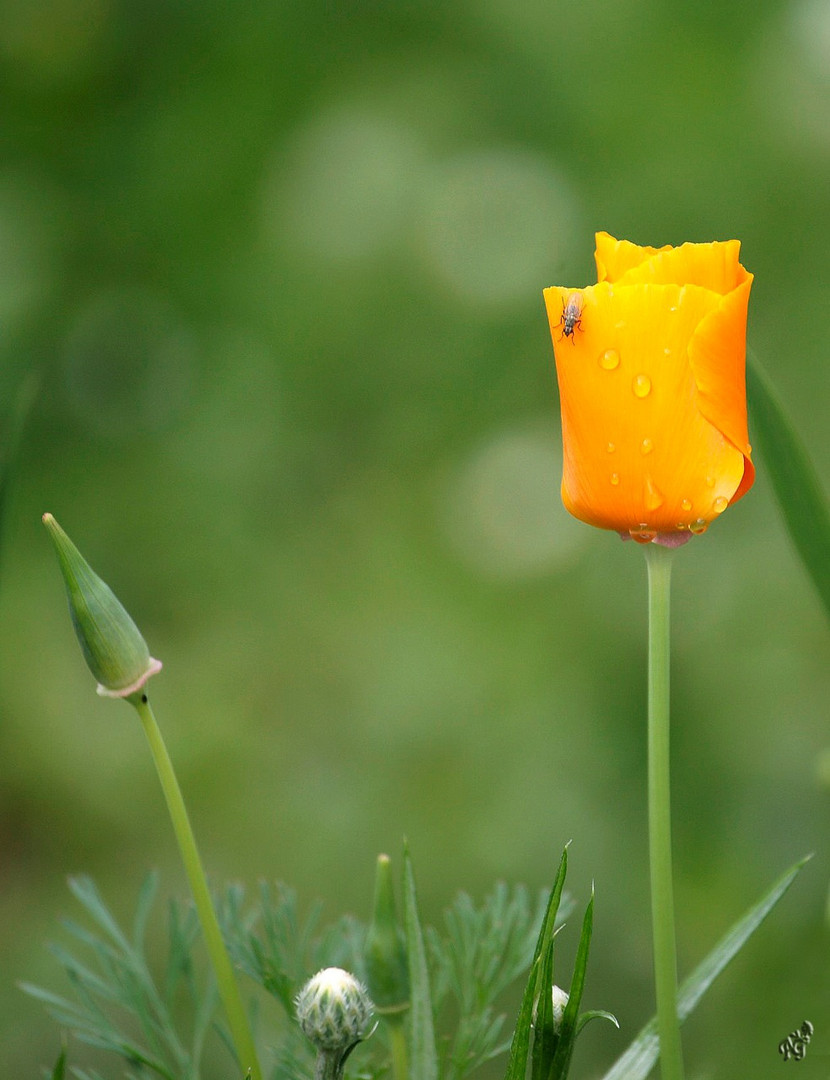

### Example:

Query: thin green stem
xmin=388 ymin=1019 xmax=409 ymax=1080
xmin=644 ymin=544 xmax=684 ymax=1080
xmin=130 ymin=693 xmax=262 ymax=1080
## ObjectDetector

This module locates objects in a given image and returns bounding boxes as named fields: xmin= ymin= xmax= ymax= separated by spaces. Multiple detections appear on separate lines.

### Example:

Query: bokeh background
xmin=1 ymin=0 xmax=829 ymax=1076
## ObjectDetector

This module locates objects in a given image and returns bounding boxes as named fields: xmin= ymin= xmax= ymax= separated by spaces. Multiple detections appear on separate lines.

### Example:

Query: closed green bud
xmin=295 ymin=967 xmax=374 ymax=1053
xmin=43 ymin=513 xmax=162 ymax=698
xmin=364 ymin=854 xmax=409 ymax=1017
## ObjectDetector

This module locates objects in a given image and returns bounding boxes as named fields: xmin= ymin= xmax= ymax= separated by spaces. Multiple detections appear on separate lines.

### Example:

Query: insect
xmin=558 ymin=291 xmax=584 ymax=342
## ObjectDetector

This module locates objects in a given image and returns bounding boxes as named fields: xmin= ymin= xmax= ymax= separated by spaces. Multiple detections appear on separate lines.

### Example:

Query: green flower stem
xmin=644 ymin=544 xmax=684 ymax=1080
xmin=130 ymin=693 xmax=262 ymax=1080
xmin=388 ymin=1019 xmax=408 ymax=1080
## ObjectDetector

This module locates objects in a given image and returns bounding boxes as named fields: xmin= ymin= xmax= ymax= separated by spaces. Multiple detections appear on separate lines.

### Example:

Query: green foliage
xmin=225 ymin=849 xmax=557 ymax=1080
xmin=51 ymin=1045 xmax=68 ymax=1080
xmin=505 ymin=847 xmax=616 ymax=1080
xmin=747 ymin=356 xmax=830 ymax=623
xmin=426 ymin=881 xmax=557 ymax=1080
xmin=600 ymin=853 xmax=810 ymax=1080
xmin=30 ymin=850 xmax=807 ymax=1080
xmin=22 ymin=873 xmax=220 ymax=1080
xmin=365 ymin=854 xmax=409 ymax=1015
xmin=403 ymin=847 xmax=438 ymax=1080
xmin=222 ymin=882 xmax=330 ymax=1015
xmin=27 ymin=854 xmax=572 ymax=1080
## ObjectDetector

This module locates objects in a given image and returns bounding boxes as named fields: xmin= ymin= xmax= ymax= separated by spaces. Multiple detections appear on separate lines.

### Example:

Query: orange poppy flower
xmin=544 ymin=232 xmax=754 ymax=542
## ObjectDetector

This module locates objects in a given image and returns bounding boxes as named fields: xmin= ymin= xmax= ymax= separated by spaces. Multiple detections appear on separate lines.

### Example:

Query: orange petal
xmin=617 ymin=240 xmax=747 ymax=294
xmin=544 ymin=282 xmax=748 ymax=533
xmin=688 ymin=274 xmax=755 ymax=503
xmin=594 ymin=231 xmax=672 ymax=283
xmin=595 ymin=232 xmax=749 ymax=294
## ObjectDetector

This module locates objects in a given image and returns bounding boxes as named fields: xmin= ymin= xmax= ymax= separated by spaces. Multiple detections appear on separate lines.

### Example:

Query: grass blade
xmin=549 ymin=887 xmax=594 ymax=1080
xmin=747 ymin=357 xmax=830 ymax=622
xmin=50 ymin=1044 xmax=67 ymax=1080
xmin=600 ymin=854 xmax=810 ymax=1080
xmin=403 ymin=843 xmax=438 ymax=1080
xmin=504 ymin=845 xmax=570 ymax=1080
xmin=530 ymin=933 xmax=556 ymax=1080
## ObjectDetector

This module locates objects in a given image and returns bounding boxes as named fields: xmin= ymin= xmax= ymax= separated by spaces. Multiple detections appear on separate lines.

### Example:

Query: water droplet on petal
xmin=629 ymin=527 xmax=657 ymax=544
xmin=680 ymin=498 xmax=692 ymax=511
xmin=610 ymin=472 xmax=620 ymax=485
xmin=644 ymin=476 xmax=663 ymax=511
xmin=713 ymin=495 xmax=728 ymax=514
xmin=689 ymin=518 xmax=708 ymax=535
xmin=641 ymin=438 xmax=653 ymax=455
xmin=607 ymin=442 xmax=616 ymax=453
xmin=663 ymin=347 xmax=671 ymax=356
xmin=632 ymin=374 xmax=651 ymax=398
xmin=599 ymin=348 xmax=620 ymax=371
xmin=670 ymin=305 xmax=678 ymax=312
xmin=706 ymin=475 xmax=715 ymax=488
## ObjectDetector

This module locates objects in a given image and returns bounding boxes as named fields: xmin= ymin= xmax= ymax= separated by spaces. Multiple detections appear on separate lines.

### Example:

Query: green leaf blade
xmin=403 ymin=844 xmax=438 ymax=1080
xmin=747 ymin=357 xmax=830 ymax=622
xmin=600 ymin=855 xmax=810 ymax=1080
xmin=549 ymin=887 xmax=593 ymax=1080
xmin=50 ymin=1045 xmax=67 ymax=1080
xmin=504 ymin=845 xmax=570 ymax=1080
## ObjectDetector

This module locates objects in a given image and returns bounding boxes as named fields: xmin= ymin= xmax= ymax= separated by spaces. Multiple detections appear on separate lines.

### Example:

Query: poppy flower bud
xmin=295 ymin=967 xmax=374 ymax=1053
xmin=364 ymin=854 xmax=409 ymax=1017
xmin=544 ymin=232 xmax=754 ymax=543
xmin=42 ymin=513 xmax=162 ymax=698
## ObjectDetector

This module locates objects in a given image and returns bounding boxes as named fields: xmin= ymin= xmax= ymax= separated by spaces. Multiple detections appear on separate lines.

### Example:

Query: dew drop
xmin=663 ymin=347 xmax=671 ymax=356
xmin=641 ymin=437 xmax=653 ymax=455
xmin=670 ymin=305 xmax=678 ymax=312
xmin=713 ymin=495 xmax=728 ymax=514
xmin=689 ymin=518 xmax=708 ymax=535
xmin=680 ymin=498 xmax=692 ymax=511
xmin=607 ymin=442 xmax=616 ymax=453
xmin=629 ymin=527 xmax=657 ymax=544
xmin=599 ymin=348 xmax=620 ymax=371
xmin=644 ymin=476 xmax=663 ymax=511
xmin=610 ymin=472 xmax=620 ymax=485
xmin=706 ymin=475 xmax=715 ymax=488
xmin=632 ymin=374 xmax=651 ymax=398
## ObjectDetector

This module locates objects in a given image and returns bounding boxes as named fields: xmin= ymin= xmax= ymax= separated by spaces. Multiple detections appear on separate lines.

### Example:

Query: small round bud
xmin=42 ymin=513 xmax=161 ymax=699
xmin=296 ymin=968 xmax=374 ymax=1053
xmin=552 ymin=985 xmax=569 ymax=1032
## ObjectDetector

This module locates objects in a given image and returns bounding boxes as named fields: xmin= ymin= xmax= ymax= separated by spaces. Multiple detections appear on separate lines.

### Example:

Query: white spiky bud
xmin=295 ymin=968 xmax=374 ymax=1054
xmin=552 ymin=985 xmax=569 ymax=1032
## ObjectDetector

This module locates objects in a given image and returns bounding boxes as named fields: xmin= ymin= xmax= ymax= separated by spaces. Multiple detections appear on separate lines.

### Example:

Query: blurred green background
xmin=1 ymin=0 xmax=829 ymax=1075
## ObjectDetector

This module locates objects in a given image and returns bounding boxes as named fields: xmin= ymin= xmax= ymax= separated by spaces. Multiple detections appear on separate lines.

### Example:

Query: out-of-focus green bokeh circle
xmin=1 ymin=0 xmax=829 ymax=1075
